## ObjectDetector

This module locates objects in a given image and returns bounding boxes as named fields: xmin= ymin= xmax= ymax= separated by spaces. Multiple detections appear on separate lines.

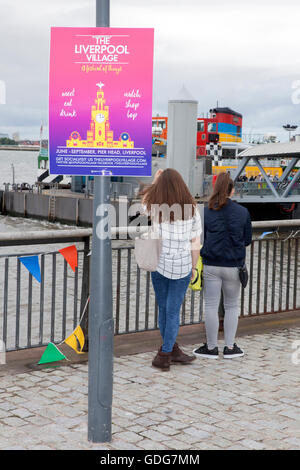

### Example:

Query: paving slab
xmin=0 ymin=324 xmax=300 ymax=450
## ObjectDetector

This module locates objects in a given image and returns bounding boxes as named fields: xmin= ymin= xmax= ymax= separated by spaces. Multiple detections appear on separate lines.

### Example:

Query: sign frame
xmin=49 ymin=27 xmax=154 ymax=177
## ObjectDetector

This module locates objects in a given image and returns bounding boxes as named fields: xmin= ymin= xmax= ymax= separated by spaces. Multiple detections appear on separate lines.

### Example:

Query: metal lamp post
xmin=283 ymin=124 xmax=298 ymax=142
xmin=88 ymin=0 xmax=113 ymax=443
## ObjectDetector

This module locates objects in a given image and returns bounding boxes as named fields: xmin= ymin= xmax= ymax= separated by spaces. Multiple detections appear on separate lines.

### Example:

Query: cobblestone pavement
xmin=1 ymin=327 xmax=300 ymax=450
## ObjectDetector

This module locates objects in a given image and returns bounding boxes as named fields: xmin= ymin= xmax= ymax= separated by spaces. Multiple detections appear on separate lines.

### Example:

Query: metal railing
xmin=235 ymin=181 xmax=300 ymax=197
xmin=3 ymin=180 xmax=137 ymax=199
xmin=0 ymin=222 xmax=299 ymax=352
xmin=0 ymin=230 xmax=90 ymax=352
xmin=203 ymin=178 xmax=300 ymax=199
xmin=112 ymin=244 xmax=203 ymax=336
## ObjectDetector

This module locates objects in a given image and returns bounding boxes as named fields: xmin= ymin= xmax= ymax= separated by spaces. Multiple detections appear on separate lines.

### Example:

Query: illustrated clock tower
xmin=89 ymin=83 xmax=113 ymax=146
xmin=66 ymin=83 xmax=134 ymax=149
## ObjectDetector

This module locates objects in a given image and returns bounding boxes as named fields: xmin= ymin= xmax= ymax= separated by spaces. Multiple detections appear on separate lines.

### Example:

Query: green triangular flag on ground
xmin=38 ymin=342 xmax=67 ymax=365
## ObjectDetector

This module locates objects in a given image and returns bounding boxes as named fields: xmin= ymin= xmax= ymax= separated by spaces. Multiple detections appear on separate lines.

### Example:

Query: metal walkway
xmin=233 ymin=142 xmax=300 ymax=203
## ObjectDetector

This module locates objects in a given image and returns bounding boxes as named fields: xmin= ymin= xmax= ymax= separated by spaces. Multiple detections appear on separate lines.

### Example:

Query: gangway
xmin=232 ymin=142 xmax=300 ymax=203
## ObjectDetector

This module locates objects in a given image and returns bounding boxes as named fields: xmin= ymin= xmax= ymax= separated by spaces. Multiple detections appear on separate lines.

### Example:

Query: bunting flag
xmin=19 ymin=245 xmax=86 ymax=365
xmin=38 ymin=342 xmax=67 ymax=365
xmin=19 ymin=255 xmax=41 ymax=283
xmin=17 ymin=244 xmax=78 ymax=279
xmin=58 ymin=245 xmax=78 ymax=272
xmin=64 ymin=325 xmax=85 ymax=354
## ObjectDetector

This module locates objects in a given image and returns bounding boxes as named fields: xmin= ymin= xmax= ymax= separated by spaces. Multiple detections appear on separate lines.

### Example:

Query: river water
xmin=0 ymin=149 xmax=75 ymax=233
xmin=0 ymin=149 xmax=38 ymax=189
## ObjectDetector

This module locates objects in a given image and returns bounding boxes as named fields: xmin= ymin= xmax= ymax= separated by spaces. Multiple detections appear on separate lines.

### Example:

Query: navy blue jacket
xmin=200 ymin=199 xmax=252 ymax=267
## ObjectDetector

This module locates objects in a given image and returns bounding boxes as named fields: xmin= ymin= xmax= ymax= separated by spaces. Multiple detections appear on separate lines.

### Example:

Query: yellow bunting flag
xmin=64 ymin=325 xmax=85 ymax=354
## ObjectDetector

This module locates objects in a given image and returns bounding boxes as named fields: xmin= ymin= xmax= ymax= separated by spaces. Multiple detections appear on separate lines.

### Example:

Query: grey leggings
xmin=203 ymin=265 xmax=240 ymax=349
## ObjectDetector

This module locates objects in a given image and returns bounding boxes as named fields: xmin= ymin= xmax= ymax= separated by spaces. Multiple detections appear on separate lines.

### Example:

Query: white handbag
xmin=134 ymin=229 xmax=162 ymax=272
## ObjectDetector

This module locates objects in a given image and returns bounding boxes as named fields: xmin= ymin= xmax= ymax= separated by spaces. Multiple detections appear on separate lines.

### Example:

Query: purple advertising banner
xmin=49 ymin=27 xmax=154 ymax=176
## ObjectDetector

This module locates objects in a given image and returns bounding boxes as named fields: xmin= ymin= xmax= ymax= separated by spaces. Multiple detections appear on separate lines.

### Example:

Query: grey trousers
xmin=203 ymin=265 xmax=240 ymax=349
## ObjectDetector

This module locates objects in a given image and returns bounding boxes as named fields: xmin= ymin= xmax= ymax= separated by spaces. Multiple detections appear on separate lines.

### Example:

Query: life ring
xmin=279 ymin=203 xmax=295 ymax=213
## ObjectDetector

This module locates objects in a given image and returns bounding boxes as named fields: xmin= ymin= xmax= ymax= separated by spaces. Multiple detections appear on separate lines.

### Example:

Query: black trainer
xmin=193 ymin=343 xmax=219 ymax=359
xmin=223 ymin=343 xmax=244 ymax=359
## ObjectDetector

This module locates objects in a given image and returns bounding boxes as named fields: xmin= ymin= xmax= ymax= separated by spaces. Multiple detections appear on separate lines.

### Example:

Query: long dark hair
xmin=208 ymin=172 xmax=234 ymax=210
xmin=141 ymin=168 xmax=196 ymax=222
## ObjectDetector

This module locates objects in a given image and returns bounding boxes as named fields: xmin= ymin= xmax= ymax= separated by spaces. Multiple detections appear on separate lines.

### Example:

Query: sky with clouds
xmin=0 ymin=0 xmax=300 ymax=141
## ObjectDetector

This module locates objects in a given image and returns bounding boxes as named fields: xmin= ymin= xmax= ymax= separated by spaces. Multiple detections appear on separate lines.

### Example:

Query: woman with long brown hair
xmin=142 ymin=168 xmax=202 ymax=371
xmin=193 ymin=172 xmax=252 ymax=359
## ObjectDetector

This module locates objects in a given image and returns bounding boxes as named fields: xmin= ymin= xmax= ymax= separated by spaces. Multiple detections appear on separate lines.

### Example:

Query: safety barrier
xmin=0 ymin=221 xmax=299 ymax=351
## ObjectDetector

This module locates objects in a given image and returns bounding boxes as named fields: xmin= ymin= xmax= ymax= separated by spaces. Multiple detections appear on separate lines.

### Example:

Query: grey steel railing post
xmin=80 ymin=236 xmax=90 ymax=351
xmin=88 ymin=0 xmax=113 ymax=443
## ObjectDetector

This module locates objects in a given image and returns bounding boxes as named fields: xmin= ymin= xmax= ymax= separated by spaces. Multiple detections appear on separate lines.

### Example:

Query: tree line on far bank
xmin=0 ymin=137 xmax=18 ymax=145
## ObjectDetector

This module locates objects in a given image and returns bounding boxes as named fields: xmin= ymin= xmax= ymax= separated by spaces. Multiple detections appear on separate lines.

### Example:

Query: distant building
xmin=12 ymin=132 xmax=20 ymax=142
xmin=0 ymin=133 xmax=9 ymax=139
xmin=18 ymin=140 xmax=40 ymax=146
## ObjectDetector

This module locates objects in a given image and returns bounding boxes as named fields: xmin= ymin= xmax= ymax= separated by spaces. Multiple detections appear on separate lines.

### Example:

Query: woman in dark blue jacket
xmin=193 ymin=172 xmax=252 ymax=359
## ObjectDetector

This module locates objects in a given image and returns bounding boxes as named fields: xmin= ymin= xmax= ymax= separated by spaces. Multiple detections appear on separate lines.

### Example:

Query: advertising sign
xmin=49 ymin=27 xmax=154 ymax=176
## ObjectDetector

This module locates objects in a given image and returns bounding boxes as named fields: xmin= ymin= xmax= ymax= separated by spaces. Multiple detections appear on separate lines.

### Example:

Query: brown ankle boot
xmin=171 ymin=343 xmax=196 ymax=364
xmin=152 ymin=349 xmax=171 ymax=371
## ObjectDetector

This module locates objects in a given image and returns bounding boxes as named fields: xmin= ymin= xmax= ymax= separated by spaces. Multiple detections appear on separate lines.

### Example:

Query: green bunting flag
xmin=38 ymin=342 xmax=67 ymax=365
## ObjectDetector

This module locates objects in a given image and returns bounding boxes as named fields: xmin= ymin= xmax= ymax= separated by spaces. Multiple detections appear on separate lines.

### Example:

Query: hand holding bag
xmin=189 ymin=255 xmax=203 ymax=291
